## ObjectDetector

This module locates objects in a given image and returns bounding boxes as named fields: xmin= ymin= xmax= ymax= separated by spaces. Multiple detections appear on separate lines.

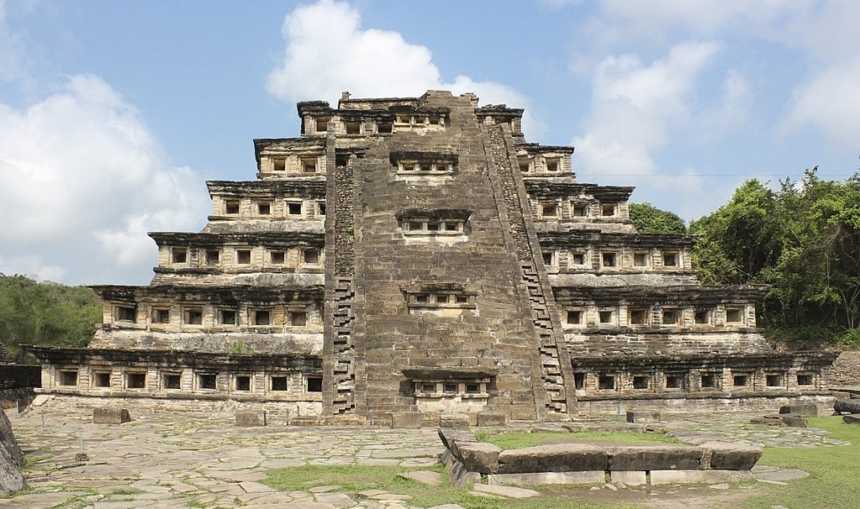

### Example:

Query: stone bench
xmin=835 ymin=400 xmax=860 ymax=414
xmin=438 ymin=428 xmax=762 ymax=487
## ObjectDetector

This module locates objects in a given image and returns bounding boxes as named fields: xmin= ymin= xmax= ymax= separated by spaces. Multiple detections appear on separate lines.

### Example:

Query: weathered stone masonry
xmin=28 ymin=90 xmax=836 ymax=421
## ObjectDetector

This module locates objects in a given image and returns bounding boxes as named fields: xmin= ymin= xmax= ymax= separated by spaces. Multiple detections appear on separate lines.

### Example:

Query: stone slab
xmin=779 ymin=404 xmax=818 ymax=416
xmin=489 ymin=470 xmax=605 ymax=486
xmin=93 ymin=407 xmax=131 ymax=425
xmin=471 ymin=483 xmax=540 ymax=498
xmin=608 ymin=445 xmax=704 ymax=471
xmin=397 ymin=470 xmax=441 ymax=486
xmin=454 ymin=442 xmax=500 ymax=474
xmin=497 ymin=444 xmax=607 ymax=474
xmin=610 ymin=470 xmax=647 ymax=486
xmin=843 ymin=414 xmax=860 ymax=424
xmin=701 ymin=441 xmax=762 ymax=470
xmin=236 ymin=411 xmax=267 ymax=427
xmin=835 ymin=399 xmax=860 ymax=414
xmin=650 ymin=469 xmax=751 ymax=485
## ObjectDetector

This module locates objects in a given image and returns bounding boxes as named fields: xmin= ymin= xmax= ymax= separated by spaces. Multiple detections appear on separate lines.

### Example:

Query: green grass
xmin=476 ymin=430 xmax=678 ymax=449
xmin=263 ymin=464 xmax=632 ymax=509
xmin=744 ymin=416 xmax=860 ymax=509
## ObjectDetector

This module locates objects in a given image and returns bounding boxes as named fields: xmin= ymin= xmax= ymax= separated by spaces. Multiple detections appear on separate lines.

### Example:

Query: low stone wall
xmin=828 ymin=351 xmax=860 ymax=387
xmin=439 ymin=428 xmax=761 ymax=487
xmin=32 ymin=394 xmax=324 ymax=425
xmin=576 ymin=393 xmax=835 ymax=416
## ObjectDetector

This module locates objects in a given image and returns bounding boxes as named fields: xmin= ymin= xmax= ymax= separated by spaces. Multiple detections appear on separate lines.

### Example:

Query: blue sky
xmin=0 ymin=0 xmax=858 ymax=284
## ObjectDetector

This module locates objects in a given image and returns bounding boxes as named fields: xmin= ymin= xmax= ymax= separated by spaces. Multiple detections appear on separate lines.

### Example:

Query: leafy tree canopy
xmin=630 ymin=202 xmax=687 ymax=234
xmin=690 ymin=168 xmax=860 ymax=342
xmin=0 ymin=274 xmax=100 ymax=362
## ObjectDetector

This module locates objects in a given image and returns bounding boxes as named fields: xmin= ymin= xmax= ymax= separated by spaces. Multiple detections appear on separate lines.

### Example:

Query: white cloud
xmin=573 ymin=42 xmax=720 ymax=177
xmin=0 ymin=75 xmax=209 ymax=284
xmin=784 ymin=57 xmax=860 ymax=148
xmin=0 ymin=254 xmax=65 ymax=282
xmin=266 ymin=0 xmax=540 ymax=135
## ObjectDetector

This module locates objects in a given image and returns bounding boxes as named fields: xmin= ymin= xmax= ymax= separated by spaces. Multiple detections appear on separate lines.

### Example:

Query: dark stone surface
xmin=0 ymin=408 xmax=25 ymax=494
xmin=780 ymin=414 xmax=808 ymax=428
xmin=497 ymin=444 xmax=608 ymax=473
xmin=779 ymin=404 xmax=817 ymax=416
xmin=455 ymin=442 xmax=501 ymax=473
xmin=608 ymin=445 xmax=703 ymax=471
xmin=835 ymin=399 xmax=860 ymax=414
xmin=701 ymin=441 xmax=762 ymax=470
xmin=843 ymin=414 xmax=860 ymax=424
xmin=93 ymin=407 xmax=131 ymax=425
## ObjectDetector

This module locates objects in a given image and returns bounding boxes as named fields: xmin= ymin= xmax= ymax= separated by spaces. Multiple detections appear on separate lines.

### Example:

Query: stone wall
xmin=827 ymin=351 xmax=860 ymax=386
xmin=0 ymin=407 xmax=25 ymax=494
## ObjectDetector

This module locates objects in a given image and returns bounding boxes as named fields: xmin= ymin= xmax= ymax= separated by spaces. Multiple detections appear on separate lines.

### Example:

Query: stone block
xmin=780 ymin=414 xmax=807 ymax=427
xmin=497 ymin=444 xmax=608 ymax=474
xmin=626 ymin=411 xmax=661 ymax=423
xmin=438 ymin=428 xmax=476 ymax=450
xmin=489 ymin=471 xmax=605 ymax=486
xmin=701 ymin=441 xmax=762 ymax=470
xmin=779 ymin=404 xmax=818 ymax=416
xmin=835 ymin=400 xmax=860 ymax=414
xmin=391 ymin=412 xmax=422 ymax=429
xmin=93 ymin=407 xmax=131 ymax=425
xmin=477 ymin=413 xmax=506 ymax=426
xmin=235 ymin=411 xmax=266 ymax=427
xmin=471 ymin=483 xmax=540 ymax=498
xmin=610 ymin=470 xmax=647 ymax=486
xmin=608 ymin=446 xmax=704 ymax=471
xmin=440 ymin=414 xmax=470 ymax=430
xmin=843 ymin=414 xmax=860 ymax=424
xmin=456 ymin=442 xmax=501 ymax=474
xmin=651 ymin=470 xmax=751 ymax=485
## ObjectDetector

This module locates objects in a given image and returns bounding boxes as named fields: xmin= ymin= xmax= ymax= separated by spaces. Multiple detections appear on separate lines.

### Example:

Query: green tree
xmin=0 ymin=274 xmax=101 ymax=362
xmin=629 ymin=202 xmax=687 ymax=235
xmin=690 ymin=169 xmax=860 ymax=340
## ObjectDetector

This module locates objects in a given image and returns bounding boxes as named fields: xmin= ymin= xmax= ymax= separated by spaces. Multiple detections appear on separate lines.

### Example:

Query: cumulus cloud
xmin=783 ymin=57 xmax=860 ymax=148
xmin=573 ymin=42 xmax=721 ymax=177
xmin=0 ymin=75 xmax=209 ymax=284
xmin=266 ymin=0 xmax=540 ymax=135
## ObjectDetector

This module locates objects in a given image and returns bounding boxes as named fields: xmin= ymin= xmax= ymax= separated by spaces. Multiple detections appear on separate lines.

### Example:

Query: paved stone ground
xmin=0 ymin=402 xmax=848 ymax=509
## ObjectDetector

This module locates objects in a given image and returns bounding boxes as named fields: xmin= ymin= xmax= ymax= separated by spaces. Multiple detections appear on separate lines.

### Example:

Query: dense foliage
xmin=690 ymin=169 xmax=860 ymax=344
xmin=629 ymin=202 xmax=687 ymax=234
xmin=0 ymin=274 xmax=100 ymax=362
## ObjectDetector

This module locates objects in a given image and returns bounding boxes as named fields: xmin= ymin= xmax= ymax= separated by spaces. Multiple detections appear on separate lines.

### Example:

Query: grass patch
xmin=476 ymin=430 xmax=678 ymax=449
xmin=744 ymin=416 xmax=860 ymax=509
xmin=263 ymin=464 xmax=631 ymax=509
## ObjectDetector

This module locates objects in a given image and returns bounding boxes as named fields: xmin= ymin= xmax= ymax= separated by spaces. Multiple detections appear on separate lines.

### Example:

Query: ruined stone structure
xmin=29 ymin=91 xmax=837 ymax=422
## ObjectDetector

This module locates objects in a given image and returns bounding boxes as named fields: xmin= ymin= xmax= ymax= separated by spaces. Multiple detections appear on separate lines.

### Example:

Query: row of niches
xmin=259 ymin=154 xmax=325 ymax=176
xmin=394 ymin=160 xmax=456 ymax=176
xmin=531 ymin=199 xmax=630 ymax=221
xmin=159 ymin=245 xmax=322 ymax=271
xmin=211 ymin=197 xmax=325 ymax=219
xmin=302 ymin=113 xmax=447 ymax=136
xmin=562 ymin=304 xmax=754 ymax=329
xmin=412 ymin=380 xmax=492 ymax=399
xmin=48 ymin=366 xmax=323 ymax=397
xmin=107 ymin=302 xmax=321 ymax=330
xmin=573 ymin=367 xmax=819 ymax=395
xmin=400 ymin=218 xmax=467 ymax=237
xmin=542 ymin=247 xmax=691 ymax=273
xmin=517 ymin=154 xmax=572 ymax=175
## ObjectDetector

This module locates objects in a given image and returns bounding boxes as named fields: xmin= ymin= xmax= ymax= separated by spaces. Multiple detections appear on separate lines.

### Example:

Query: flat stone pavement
xmin=1 ymin=404 xmax=445 ymax=509
xmin=0 ymin=402 xmax=848 ymax=509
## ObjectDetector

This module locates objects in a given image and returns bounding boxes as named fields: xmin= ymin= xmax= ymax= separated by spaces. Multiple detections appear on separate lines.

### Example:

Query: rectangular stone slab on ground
xmin=92 ymin=407 xmax=130 ymax=424
xmin=496 ymin=444 xmax=608 ymax=473
xmin=607 ymin=445 xmax=704 ymax=471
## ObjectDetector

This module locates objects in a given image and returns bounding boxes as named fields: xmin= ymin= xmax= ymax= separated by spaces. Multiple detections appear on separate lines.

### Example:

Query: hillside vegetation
xmin=0 ymin=274 xmax=100 ymax=362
